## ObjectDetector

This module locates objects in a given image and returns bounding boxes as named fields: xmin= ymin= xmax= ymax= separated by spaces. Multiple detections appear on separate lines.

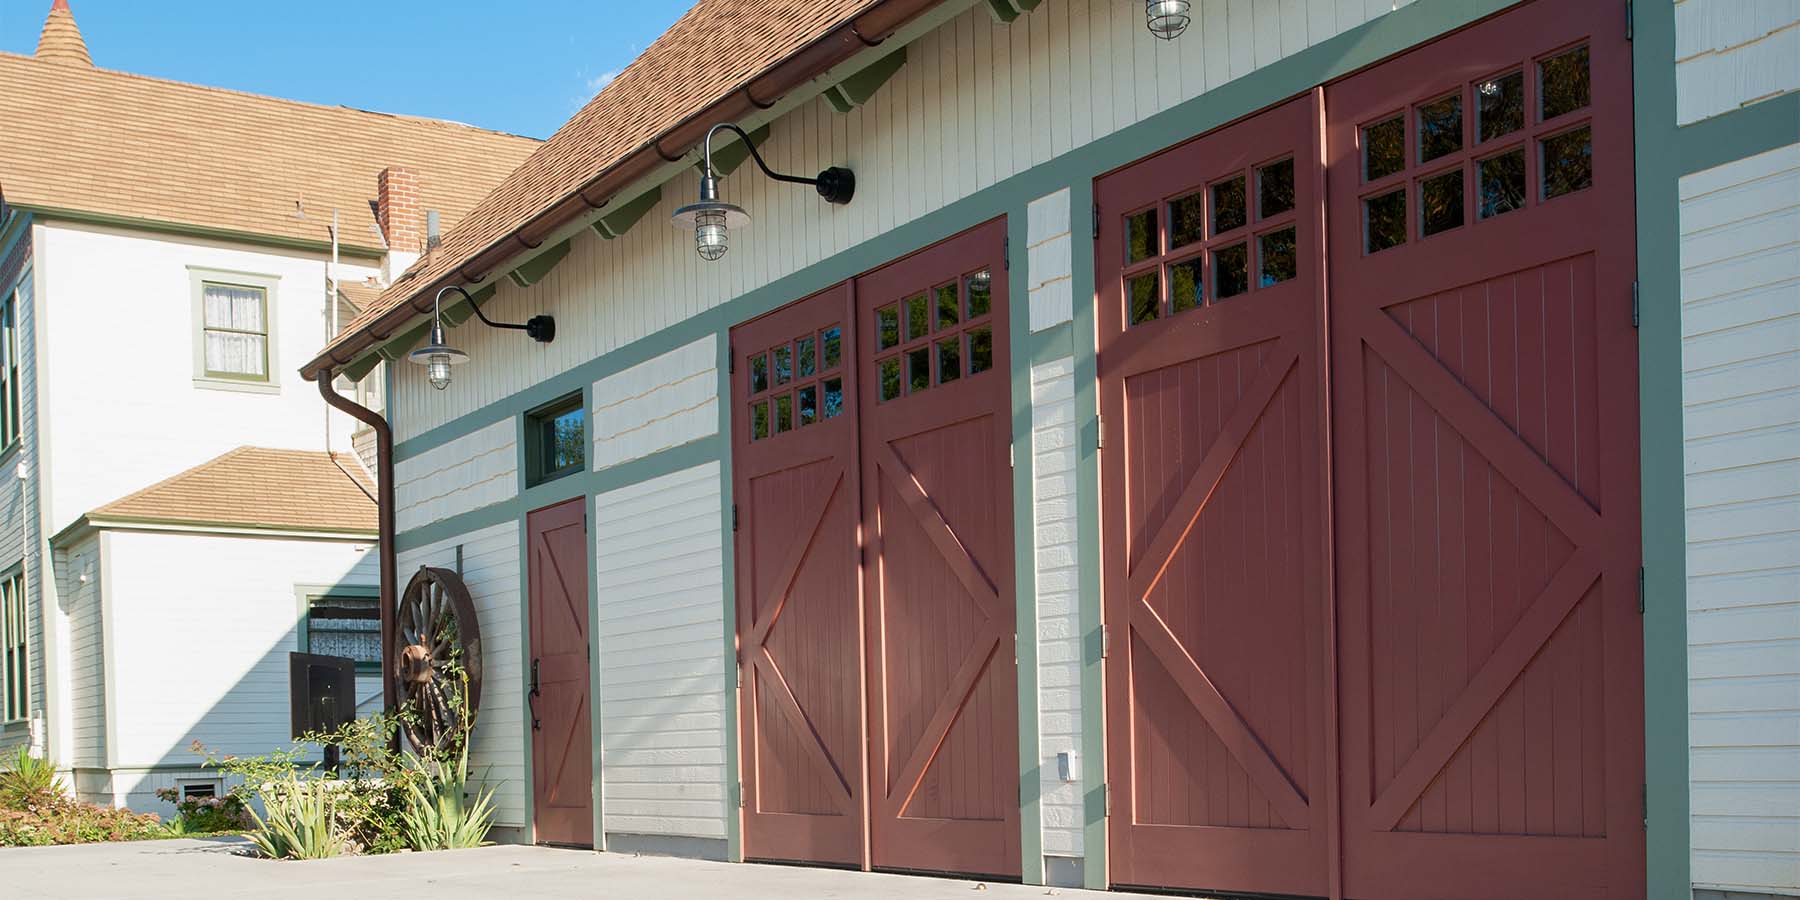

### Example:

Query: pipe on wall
xmin=316 ymin=375 xmax=398 ymax=725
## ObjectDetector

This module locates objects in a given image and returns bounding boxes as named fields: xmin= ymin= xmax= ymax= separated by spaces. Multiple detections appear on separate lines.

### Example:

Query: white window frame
xmin=1 ymin=567 xmax=27 ymax=724
xmin=189 ymin=267 xmax=280 ymax=394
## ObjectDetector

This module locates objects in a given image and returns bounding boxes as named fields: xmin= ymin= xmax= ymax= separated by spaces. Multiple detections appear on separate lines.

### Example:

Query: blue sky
xmin=1 ymin=0 xmax=698 ymax=139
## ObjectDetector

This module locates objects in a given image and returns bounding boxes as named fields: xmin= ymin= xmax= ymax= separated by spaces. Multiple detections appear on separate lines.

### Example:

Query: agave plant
xmin=398 ymin=739 xmax=496 ymax=851
xmin=246 ymin=778 xmax=346 ymax=860
xmin=0 ymin=746 xmax=64 ymax=808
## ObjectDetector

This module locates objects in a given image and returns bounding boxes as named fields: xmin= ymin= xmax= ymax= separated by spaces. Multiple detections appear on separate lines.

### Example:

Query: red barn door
xmin=1326 ymin=1 xmax=1642 ymax=897
xmin=527 ymin=497 xmax=594 ymax=848
xmin=1096 ymin=93 xmax=1332 ymax=897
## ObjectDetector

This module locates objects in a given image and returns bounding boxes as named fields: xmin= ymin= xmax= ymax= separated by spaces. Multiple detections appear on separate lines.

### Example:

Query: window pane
xmin=1258 ymin=228 xmax=1297 ymax=287
xmin=1127 ymin=270 xmax=1160 ymax=325
xmin=203 ymin=284 xmax=265 ymax=332
xmin=969 ymin=327 xmax=993 ymax=374
xmin=877 ymin=306 xmax=900 ymax=350
xmin=1542 ymin=126 xmax=1593 ymax=199
xmin=1214 ymin=243 xmax=1249 ymax=299
xmin=937 ymin=337 xmax=962 ymax=384
xmin=546 ymin=406 xmax=584 ymax=472
xmin=205 ymin=332 xmax=266 ymax=376
xmin=1169 ymin=257 xmax=1203 ymax=313
xmin=879 ymin=357 xmax=901 ymax=402
xmin=1540 ymin=46 xmax=1590 ymax=120
xmin=907 ymin=346 xmax=931 ymax=393
xmin=965 ymin=271 xmax=992 ymax=319
xmin=774 ymin=394 xmax=793 ymax=433
xmin=1364 ymin=115 xmax=1405 ymax=181
xmin=906 ymin=294 xmax=930 ymax=341
xmin=1212 ymin=175 xmax=1247 ymax=234
xmin=751 ymin=401 xmax=769 ymax=440
xmin=1478 ymin=149 xmax=1526 ymax=218
xmin=308 ymin=596 xmax=380 ymax=664
xmin=1365 ymin=188 xmax=1407 ymax=253
xmin=1420 ymin=168 xmax=1465 ymax=236
xmin=1126 ymin=208 xmax=1158 ymax=263
xmin=936 ymin=283 xmax=959 ymax=330
xmin=823 ymin=377 xmax=845 ymax=418
xmin=1477 ymin=70 xmax=1525 ymax=141
xmin=750 ymin=354 xmax=769 ymax=393
xmin=797 ymin=337 xmax=817 ymax=378
xmin=1417 ymin=93 xmax=1463 ymax=164
xmin=799 ymin=386 xmax=818 ymax=426
xmin=772 ymin=345 xmax=793 ymax=385
xmin=1258 ymin=159 xmax=1295 ymax=218
xmin=1169 ymin=192 xmax=1205 ymax=248
xmin=822 ymin=327 xmax=843 ymax=369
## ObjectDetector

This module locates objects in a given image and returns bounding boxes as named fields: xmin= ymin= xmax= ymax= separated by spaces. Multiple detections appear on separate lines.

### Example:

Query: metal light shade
xmin=1146 ymin=0 xmax=1191 ymax=39
xmin=670 ymin=198 xmax=751 ymax=262
xmin=407 ymin=319 xmax=468 ymax=391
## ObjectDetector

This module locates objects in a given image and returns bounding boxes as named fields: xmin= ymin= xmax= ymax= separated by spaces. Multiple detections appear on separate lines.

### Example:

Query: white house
xmin=0 ymin=1 xmax=538 ymax=815
xmin=302 ymin=0 xmax=1799 ymax=898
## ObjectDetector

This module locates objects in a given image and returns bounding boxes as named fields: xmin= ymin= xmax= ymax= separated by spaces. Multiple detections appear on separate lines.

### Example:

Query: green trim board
xmin=1065 ymin=180 xmax=1106 ymax=891
xmin=712 ymin=328 xmax=741 ymax=863
xmin=1007 ymin=207 xmax=1043 ymax=884
xmin=983 ymin=0 xmax=1042 ymax=25
xmin=18 ymin=204 xmax=385 ymax=259
xmin=1630 ymin=1 xmax=1692 ymax=897
xmin=1028 ymin=320 xmax=1074 ymax=368
xmin=507 ymin=238 xmax=572 ymax=289
xmin=1677 ymin=91 xmax=1800 ymax=175
xmin=824 ymin=49 xmax=907 ymax=114
xmin=592 ymin=187 xmax=665 ymax=241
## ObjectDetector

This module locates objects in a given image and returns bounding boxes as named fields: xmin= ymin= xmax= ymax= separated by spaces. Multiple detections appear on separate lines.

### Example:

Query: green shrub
xmin=0 ymin=746 xmax=64 ymax=809
xmin=0 ymin=798 xmax=164 ymax=847
xmin=153 ymin=787 xmax=251 ymax=834
xmin=245 ymin=778 xmax=346 ymax=860
xmin=397 ymin=740 xmax=495 ymax=851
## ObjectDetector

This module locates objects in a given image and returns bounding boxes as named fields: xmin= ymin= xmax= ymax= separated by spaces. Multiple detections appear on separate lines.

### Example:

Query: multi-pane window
xmin=200 ymin=282 xmax=270 ymax=380
xmin=1357 ymin=42 xmax=1593 ymax=253
xmin=1 ymin=292 xmax=19 ymax=449
xmin=870 ymin=269 xmax=994 ymax=402
xmin=746 ymin=324 xmax=846 ymax=440
xmin=525 ymin=393 xmax=584 ymax=485
xmin=304 ymin=594 xmax=380 ymax=671
xmin=1 ymin=571 xmax=26 ymax=723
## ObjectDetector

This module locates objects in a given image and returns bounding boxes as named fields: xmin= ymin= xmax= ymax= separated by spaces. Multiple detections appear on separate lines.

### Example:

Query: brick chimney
xmin=377 ymin=166 xmax=423 ymax=283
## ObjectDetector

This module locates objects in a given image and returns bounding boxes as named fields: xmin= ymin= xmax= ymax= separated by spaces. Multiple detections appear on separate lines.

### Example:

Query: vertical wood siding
xmin=593 ymin=462 xmax=728 ymax=841
xmin=396 ymin=520 xmax=527 ymax=828
xmin=391 ymin=0 xmax=1417 ymax=442
xmin=1031 ymin=355 xmax=1084 ymax=859
xmin=1681 ymin=142 xmax=1800 ymax=896
xmin=394 ymin=419 xmax=516 ymax=532
xmin=592 ymin=334 xmax=718 ymax=471
xmin=1674 ymin=0 xmax=1799 ymax=125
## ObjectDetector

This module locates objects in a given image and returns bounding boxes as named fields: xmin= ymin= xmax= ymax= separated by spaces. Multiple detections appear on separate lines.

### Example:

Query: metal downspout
xmin=315 ymin=374 xmax=398 ymax=724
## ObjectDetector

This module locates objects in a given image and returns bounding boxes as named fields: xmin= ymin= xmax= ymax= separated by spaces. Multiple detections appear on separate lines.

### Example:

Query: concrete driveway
xmin=0 ymin=838 xmax=1181 ymax=900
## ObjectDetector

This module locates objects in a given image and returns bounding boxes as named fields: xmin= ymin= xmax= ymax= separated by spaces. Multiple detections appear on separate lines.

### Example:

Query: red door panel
xmin=1096 ymin=92 xmax=1332 ymax=897
xmin=1327 ymin=1 xmax=1642 ymax=897
xmin=528 ymin=498 xmax=594 ymax=848
xmin=857 ymin=218 xmax=1020 ymax=878
xmin=731 ymin=284 xmax=867 ymax=867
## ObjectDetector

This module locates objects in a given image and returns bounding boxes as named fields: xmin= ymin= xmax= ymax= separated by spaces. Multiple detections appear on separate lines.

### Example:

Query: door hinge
xmin=1641 ymin=783 xmax=1647 ymax=826
xmin=1103 ymin=782 xmax=1112 ymax=816
xmin=735 ymin=660 xmax=743 ymax=688
xmin=738 ymin=781 xmax=746 ymax=809
xmin=732 ymin=503 xmax=739 ymax=532
xmin=1095 ymin=413 xmax=1105 ymax=450
xmin=1637 ymin=566 xmax=1646 ymax=614
xmin=1625 ymin=0 xmax=1634 ymax=40
xmin=1009 ymin=441 xmax=1015 ymax=469
xmin=728 ymin=345 xmax=735 ymax=374
xmin=1631 ymin=281 xmax=1641 ymax=328
xmin=1101 ymin=625 xmax=1112 ymax=658
xmin=1092 ymin=204 xmax=1101 ymax=240
xmin=1003 ymin=235 xmax=1011 ymax=271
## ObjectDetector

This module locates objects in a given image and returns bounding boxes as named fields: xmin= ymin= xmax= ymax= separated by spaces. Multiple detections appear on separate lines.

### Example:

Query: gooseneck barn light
xmin=408 ymin=285 xmax=556 ymax=391
xmin=671 ymin=122 xmax=856 ymax=261
xmin=1145 ymin=0 xmax=1191 ymax=39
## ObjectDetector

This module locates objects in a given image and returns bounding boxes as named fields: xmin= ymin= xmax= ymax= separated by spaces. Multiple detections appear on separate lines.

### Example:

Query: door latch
xmin=529 ymin=658 xmax=542 ymax=730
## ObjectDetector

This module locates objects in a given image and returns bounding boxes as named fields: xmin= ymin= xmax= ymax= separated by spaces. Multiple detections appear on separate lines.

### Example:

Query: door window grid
xmin=1356 ymin=41 xmax=1594 ymax=253
xmin=1119 ymin=155 xmax=1301 ymax=327
xmin=871 ymin=268 xmax=994 ymax=403
xmin=746 ymin=324 xmax=845 ymax=441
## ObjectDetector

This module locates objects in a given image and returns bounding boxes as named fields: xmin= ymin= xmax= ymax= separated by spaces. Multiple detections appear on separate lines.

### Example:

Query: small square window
xmin=965 ymin=271 xmax=992 ymax=319
xmin=937 ymin=337 xmax=962 ymax=384
xmin=1477 ymin=70 xmax=1525 ymax=141
xmin=525 ymin=393 xmax=585 ymax=485
xmin=772 ymin=345 xmax=793 ymax=386
xmin=1212 ymin=175 xmax=1248 ymax=234
xmin=750 ymin=354 xmax=769 ymax=393
xmin=200 ymin=281 xmax=270 ymax=381
xmin=1126 ymin=208 xmax=1158 ymax=263
xmin=906 ymin=294 xmax=930 ymax=341
xmin=1258 ymin=228 xmax=1297 ymax=287
xmin=1169 ymin=257 xmax=1203 ymax=313
xmin=1478 ymin=149 xmax=1526 ymax=218
xmin=1214 ymin=243 xmax=1249 ymax=300
xmin=1127 ymin=270 xmax=1160 ymax=325
xmin=1539 ymin=46 xmax=1591 ymax=120
xmin=796 ymin=337 xmax=817 ymax=378
xmin=876 ymin=306 xmax=900 ymax=350
xmin=1169 ymin=192 xmax=1205 ymax=249
xmin=907 ymin=346 xmax=931 ymax=393
xmin=774 ymin=394 xmax=794 ymax=433
xmin=1541 ymin=126 xmax=1593 ymax=199
xmin=1365 ymin=188 xmax=1407 ymax=253
xmin=799 ymin=386 xmax=819 ymax=426
xmin=1364 ymin=115 xmax=1406 ymax=181
xmin=878 ymin=357 xmax=901 ymax=402
xmin=823 ymin=377 xmax=845 ymax=418
xmin=936 ymin=283 xmax=960 ymax=330
xmin=751 ymin=401 xmax=770 ymax=440
xmin=821 ymin=327 xmax=843 ymax=369
xmin=968 ymin=327 xmax=994 ymax=375
xmin=305 ymin=594 xmax=380 ymax=670
xmin=1417 ymin=93 xmax=1463 ymax=164
xmin=1420 ymin=168 xmax=1465 ymax=236
xmin=1258 ymin=159 xmax=1295 ymax=218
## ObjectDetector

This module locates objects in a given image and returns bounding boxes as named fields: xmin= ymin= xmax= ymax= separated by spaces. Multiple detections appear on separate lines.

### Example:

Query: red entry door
xmin=858 ymin=218 xmax=1020 ymax=878
xmin=1327 ymin=1 xmax=1642 ymax=897
xmin=527 ymin=498 xmax=594 ymax=847
xmin=1096 ymin=93 xmax=1332 ymax=897
xmin=731 ymin=284 xmax=867 ymax=867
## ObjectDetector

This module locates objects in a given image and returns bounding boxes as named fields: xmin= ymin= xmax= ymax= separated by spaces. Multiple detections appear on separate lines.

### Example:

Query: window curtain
xmin=203 ymin=284 xmax=267 ymax=376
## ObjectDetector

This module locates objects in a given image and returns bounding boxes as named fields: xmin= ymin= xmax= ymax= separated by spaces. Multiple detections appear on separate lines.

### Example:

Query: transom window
xmin=303 ymin=593 xmax=380 ymax=672
xmin=200 ymin=281 xmax=270 ymax=380
xmin=2 ymin=570 xmax=26 ymax=723
xmin=1121 ymin=155 xmax=1299 ymax=327
xmin=1357 ymin=42 xmax=1593 ymax=253
xmin=525 ymin=392 xmax=585 ymax=485
xmin=747 ymin=324 xmax=846 ymax=440
xmin=871 ymin=269 xmax=994 ymax=402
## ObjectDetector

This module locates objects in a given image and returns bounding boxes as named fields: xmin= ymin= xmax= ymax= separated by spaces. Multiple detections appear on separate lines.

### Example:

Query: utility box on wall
xmin=288 ymin=651 xmax=356 ymax=739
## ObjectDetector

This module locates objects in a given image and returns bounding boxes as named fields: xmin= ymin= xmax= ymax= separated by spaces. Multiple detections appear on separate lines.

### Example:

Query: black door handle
xmin=529 ymin=658 xmax=541 ymax=730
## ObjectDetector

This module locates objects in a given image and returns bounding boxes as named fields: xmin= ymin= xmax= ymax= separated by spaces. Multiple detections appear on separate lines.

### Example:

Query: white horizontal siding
xmin=397 ymin=520 xmax=526 ymax=829
xmin=58 ymin=543 xmax=104 ymax=770
xmin=394 ymin=419 xmax=516 ymax=532
xmin=592 ymin=334 xmax=717 ymax=471
xmin=1682 ymin=142 xmax=1800 ymax=897
xmin=1031 ymin=354 xmax=1084 ymax=858
xmin=1674 ymin=0 xmax=1800 ymax=125
xmin=392 ymin=0 xmax=1418 ymax=442
xmin=593 ymin=462 xmax=728 ymax=840
xmin=1027 ymin=188 xmax=1074 ymax=331
xmin=0 ymin=257 xmax=42 ymax=758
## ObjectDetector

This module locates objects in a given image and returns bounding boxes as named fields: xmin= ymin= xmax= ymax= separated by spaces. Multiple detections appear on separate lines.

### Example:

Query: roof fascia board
xmin=328 ymin=0 xmax=982 ymax=377
xmin=18 ymin=204 xmax=386 ymax=259
xmin=65 ymin=515 xmax=376 ymax=543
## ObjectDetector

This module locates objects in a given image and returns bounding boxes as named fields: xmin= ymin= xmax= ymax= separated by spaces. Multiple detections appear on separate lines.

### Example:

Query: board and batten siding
xmin=592 ymin=334 xmax=717 ymax=471
xmin=1681 ymin=141 xmax=1800 ymax=897
xmin=593 ymin=462 xmax=729 ymax=843
xmin=390 ymin=0 xmax=1419 ymax=443
xmin=394 ymin=419 xmax=516 ymax=532
xmin=1674 ymin=0 xmax=1799 ymax=125
xmin=396 ymin=520 xmax=527 ymax=829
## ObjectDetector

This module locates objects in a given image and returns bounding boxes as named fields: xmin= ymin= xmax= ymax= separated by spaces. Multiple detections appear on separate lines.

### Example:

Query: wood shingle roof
xmin=87 ymin=447 xmax=377 ymax=535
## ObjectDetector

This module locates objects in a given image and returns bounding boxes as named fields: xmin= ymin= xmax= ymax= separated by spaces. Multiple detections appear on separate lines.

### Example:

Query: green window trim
xmin=0 ymin=290 xmax=20 ymax=452
xmin=1 ymin=569 xmax=28 ymax=724
xmin=524 ymin=391 xmax=586 ymax=488
xmin=188 ymin=266 xmax=281 ymax=393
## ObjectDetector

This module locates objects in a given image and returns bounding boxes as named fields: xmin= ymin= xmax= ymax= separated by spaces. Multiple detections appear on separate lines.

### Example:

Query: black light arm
xmin=703 ymin=123 xmax=855 ymax=205
xmin=437 ymin=285 xmax=555 ymax=344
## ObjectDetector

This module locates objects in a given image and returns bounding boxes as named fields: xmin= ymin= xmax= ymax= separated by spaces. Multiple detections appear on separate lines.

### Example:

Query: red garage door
xmin=1327 ymin=1 xmax=1641 ymax=897
xmin=731 ymin=220 xmax=1018 ymax=879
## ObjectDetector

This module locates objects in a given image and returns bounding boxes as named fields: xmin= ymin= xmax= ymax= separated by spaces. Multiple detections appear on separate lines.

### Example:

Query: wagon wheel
xmin=394 ymin=566 xmax=483 ymax=754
